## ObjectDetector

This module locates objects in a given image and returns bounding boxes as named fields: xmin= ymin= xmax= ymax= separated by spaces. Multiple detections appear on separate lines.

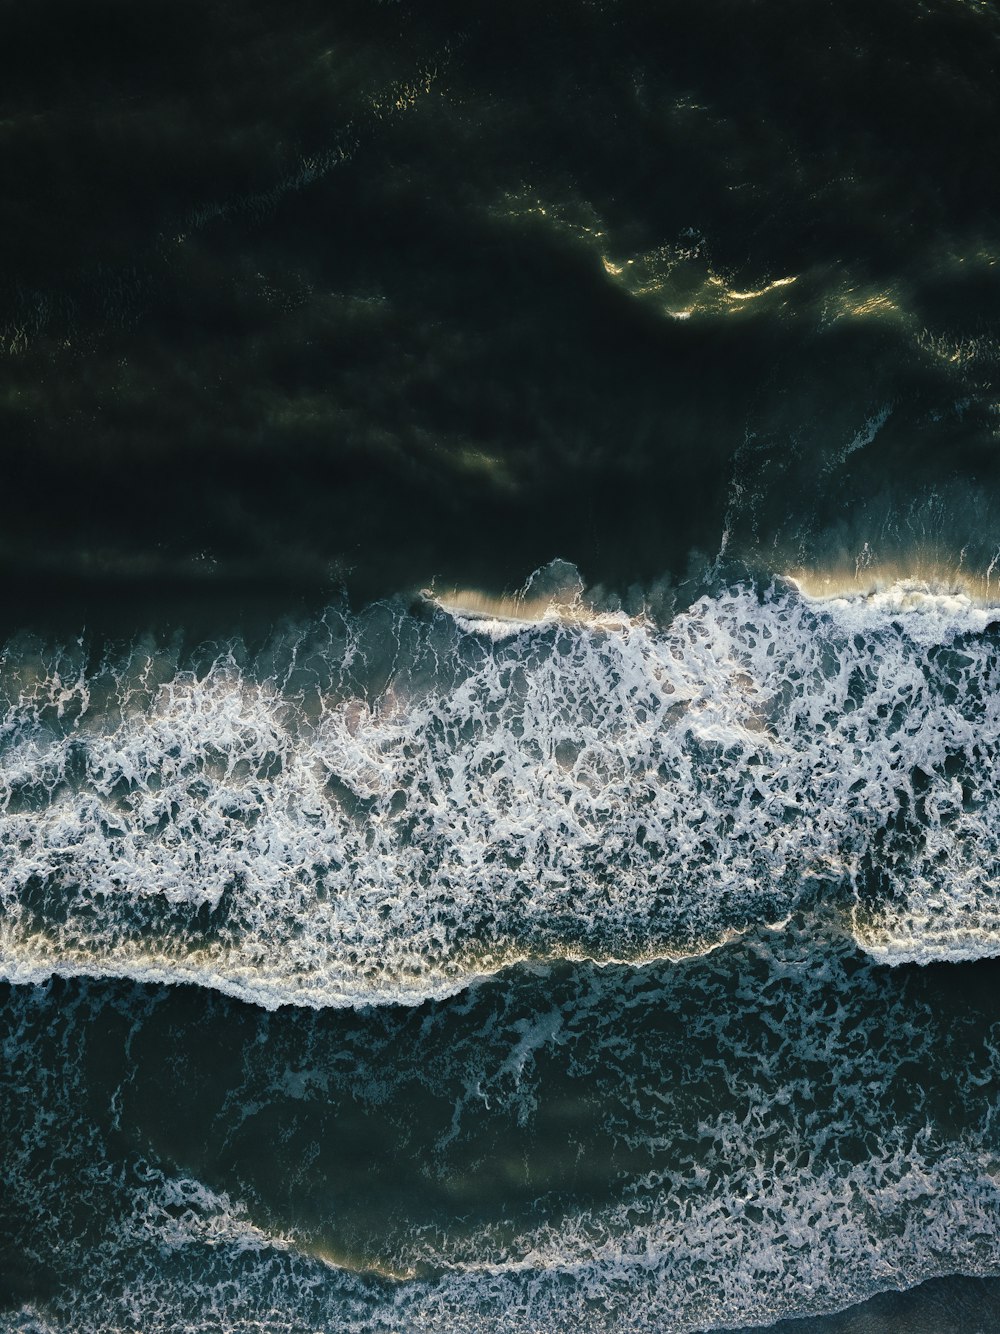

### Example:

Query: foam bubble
xmin=2 ymin=569 xmax=1000 ymax=1005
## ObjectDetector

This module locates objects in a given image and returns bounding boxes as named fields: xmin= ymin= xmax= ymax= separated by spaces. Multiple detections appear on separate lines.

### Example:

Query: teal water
xmin=4 ymin=919 xmax=1000 ymax=1331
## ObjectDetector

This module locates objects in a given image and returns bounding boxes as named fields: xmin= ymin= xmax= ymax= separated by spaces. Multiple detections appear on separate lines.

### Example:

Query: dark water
xmin=3 ymin=2 xmax=1000 ymax=1329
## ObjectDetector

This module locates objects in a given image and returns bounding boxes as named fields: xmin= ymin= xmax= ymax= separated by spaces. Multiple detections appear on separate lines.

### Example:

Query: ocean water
xmin=3 ymin=1 xmax=1000 ymax=1329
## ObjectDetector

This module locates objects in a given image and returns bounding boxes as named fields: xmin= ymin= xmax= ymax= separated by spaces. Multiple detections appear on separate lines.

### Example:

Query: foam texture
xmin=2 ymin=570 xmax=1000 ymax=1006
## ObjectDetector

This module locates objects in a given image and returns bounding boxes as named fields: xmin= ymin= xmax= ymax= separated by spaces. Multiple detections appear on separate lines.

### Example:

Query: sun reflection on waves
xmin=425 ymin=587 xmax=572 ymax=624
xmin=786 ymin=558 xmax=1000 ymax=608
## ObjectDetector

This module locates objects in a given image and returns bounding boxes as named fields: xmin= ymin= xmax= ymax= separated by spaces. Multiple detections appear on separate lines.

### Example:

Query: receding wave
xmin=2 ymin=564 xmax=1000 ymax=1007
xmin=3 ymin=922 xmax=1000 ymax=1332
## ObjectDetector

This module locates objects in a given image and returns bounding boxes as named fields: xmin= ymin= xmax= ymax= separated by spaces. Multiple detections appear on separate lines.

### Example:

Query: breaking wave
xmin=2 ymin=565 xmax=1000 ymax=1007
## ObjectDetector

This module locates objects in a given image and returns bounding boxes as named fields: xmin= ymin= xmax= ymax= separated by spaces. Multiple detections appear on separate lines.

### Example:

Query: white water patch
xmin=815 ymin=578 xmax=998 ymax=640
xmin=4 ymin=926 xmax=1000 ymax=1334
xmin=399 ymin=1149 xmax=1000 ymax=1334
xmin=2 ymin=571 xmax=1000 ymax=1004
xmin=21 ymin=1152 xmax=999 ymax=1334
xmin=424 ymin=993 xmax=1000 ymax=1332
xmin=374 ymin=928 xmax=1000 ymax=1330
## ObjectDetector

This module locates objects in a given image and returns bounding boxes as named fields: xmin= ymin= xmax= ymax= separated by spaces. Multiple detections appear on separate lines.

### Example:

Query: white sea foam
xmin=69 ymin=1153 xmax=1000 ymax=1334
xmin=2 ymin=568 xmax=1000 ymax=1005
xmin=4 ymin=926 xmax=999 ymax=1333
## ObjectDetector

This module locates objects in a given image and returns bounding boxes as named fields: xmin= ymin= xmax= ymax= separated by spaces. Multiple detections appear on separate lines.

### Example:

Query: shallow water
xmin=4 ymin=918 xmax=1000 ymax=1331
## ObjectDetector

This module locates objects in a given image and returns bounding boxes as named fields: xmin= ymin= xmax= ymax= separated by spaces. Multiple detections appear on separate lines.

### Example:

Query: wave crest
xmin=2 ymin=571 xmax=1000 ymax=1005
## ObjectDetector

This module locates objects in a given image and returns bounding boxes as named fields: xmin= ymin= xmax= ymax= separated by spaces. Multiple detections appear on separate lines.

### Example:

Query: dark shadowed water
xmin=3 ymin=2 xmax=1000 ymax=1329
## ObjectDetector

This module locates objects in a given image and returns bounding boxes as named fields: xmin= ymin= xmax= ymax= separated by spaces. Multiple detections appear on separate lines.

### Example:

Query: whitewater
xmin=3 ymin=566 xmax=1000 ymax=1009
